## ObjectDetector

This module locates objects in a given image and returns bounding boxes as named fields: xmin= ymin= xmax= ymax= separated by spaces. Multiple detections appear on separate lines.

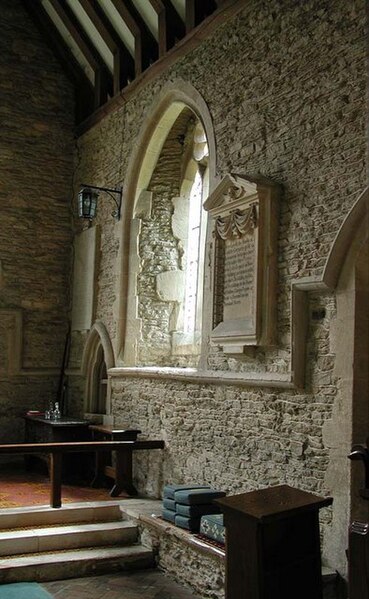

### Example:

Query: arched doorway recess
xmin=322 ymin=187 xmax=369 ymax=575
xmin=81 ymin=321 xmax=115 ymax=421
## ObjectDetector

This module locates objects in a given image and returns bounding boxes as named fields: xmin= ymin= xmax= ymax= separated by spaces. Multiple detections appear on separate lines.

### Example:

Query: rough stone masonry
xmin=71 ymin=0 xmax=367 ymax=583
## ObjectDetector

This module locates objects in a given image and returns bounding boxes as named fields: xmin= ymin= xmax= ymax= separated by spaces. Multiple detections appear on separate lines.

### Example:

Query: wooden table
xmin=23 ymin=415 xmax=91 ymax=479
xmin=89 ymin=425 xmax=164 ymax=497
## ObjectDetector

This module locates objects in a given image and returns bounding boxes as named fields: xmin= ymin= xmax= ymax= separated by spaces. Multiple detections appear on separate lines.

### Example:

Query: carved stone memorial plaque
xmin=204 ymin=174 xmax=280 ymax=353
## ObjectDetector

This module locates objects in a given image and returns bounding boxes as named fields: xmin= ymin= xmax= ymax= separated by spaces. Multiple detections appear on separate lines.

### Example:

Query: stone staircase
xmin=0 ymin=501 xmax=154 ymax=583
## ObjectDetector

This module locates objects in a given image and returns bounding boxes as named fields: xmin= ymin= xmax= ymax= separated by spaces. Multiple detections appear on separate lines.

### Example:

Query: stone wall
xmin=139 ymin=519 xmax=225 ymax=599
xmin=72 ymin=0 xmax=368 ymax=580
xmin=111 ymin=293 xmax=338 ymax=516
xmin=0 ymin=0 xmax=75 ymax=440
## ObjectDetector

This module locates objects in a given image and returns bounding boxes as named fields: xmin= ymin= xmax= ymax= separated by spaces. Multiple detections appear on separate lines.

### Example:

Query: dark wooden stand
xmin=215 ymin=485 xmax=332 ymax=599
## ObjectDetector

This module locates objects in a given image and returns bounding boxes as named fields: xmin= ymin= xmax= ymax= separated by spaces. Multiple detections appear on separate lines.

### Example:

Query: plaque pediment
xmin=204 ymin=173 xmax=275 ymax=216
xmin=204 ymin=173 xmax=280 ymax=353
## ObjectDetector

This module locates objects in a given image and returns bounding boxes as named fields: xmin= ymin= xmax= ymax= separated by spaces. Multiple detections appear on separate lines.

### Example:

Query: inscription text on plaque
xmin=223 ymin=235 xmax=255 ymax=321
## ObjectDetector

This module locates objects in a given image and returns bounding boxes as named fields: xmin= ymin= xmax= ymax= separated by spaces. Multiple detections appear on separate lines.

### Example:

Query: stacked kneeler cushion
xmin=176 ymin=503 xmax=221 ymax=517
xmin=163 ymin=484 xmax=211 ymax=499
xmin=162 ymin=485 xmax=226 ymax=533
xmin=174 ymin=488 xmax=226 ymax=505
xmin=200 ymin=513 xmax=226 ymax=544
xmin=174 ymin=488 xmax=226 ymax=533
xmin=163 ymin=497 xmax=176 ymax=511
xmin=162 ymin=485 xmax=210 ymax=523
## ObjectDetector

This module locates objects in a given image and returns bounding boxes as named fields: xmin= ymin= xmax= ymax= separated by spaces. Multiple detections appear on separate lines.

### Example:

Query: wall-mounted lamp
xmin=78 ymin=184 xmax=123 ymax=221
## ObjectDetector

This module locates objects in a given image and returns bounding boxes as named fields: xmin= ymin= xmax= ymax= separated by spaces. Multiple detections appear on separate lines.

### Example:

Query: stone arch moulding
xmin=322 ymin=186 xmax=369 ymax=290
xmin=114 ymin=79 xmax=217 ymax=365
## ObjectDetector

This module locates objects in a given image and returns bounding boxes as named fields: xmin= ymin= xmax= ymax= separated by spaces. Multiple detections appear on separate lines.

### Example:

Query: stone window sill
xmin=108 ymin=366 xmax=294 ymax=389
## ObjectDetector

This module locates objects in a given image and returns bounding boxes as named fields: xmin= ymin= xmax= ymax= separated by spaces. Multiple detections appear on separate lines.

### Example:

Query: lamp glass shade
xmin=78 ymin=188 xmax=98 ymax=219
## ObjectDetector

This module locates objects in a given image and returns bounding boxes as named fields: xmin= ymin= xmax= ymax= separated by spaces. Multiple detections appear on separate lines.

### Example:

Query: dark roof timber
xmin=24 ymin=0 xmax=246 ymax=133
xmin=148 ymin=0 xmax=185 ymax=57
xmin=78 ymin=0 xmax=127 ymax=94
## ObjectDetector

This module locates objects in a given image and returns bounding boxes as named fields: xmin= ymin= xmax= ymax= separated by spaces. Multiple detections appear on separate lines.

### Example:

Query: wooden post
xmin=50 ymin=453 xmax=63 ymax=509
xmin=112 ymin=449 xmax=137 ymax=497
xmin=216 ymin=485 xmax=332 ymax=599
xmin=91 ymin=449 xmax=108 ymax=488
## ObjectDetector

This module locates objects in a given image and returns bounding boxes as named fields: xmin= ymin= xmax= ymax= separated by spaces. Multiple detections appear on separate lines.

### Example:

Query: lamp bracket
xmin=80 ymin=183 xmax=123 ymax=221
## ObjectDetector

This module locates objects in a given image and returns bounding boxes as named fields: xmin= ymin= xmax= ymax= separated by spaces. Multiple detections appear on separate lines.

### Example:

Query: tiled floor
xmin=42 ymin=570 xmax=202 ymax=599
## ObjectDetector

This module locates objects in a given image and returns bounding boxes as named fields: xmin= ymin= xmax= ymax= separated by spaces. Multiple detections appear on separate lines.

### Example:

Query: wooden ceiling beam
xmin=82 ymin=0 xmax=135 ymax=89
xmin=23 ymin=1 xmax=88 ymax=84
xmin=49 ymin=0 xmax=112 ymax=107
xmin=148 ymin=0 xmax=185 ymax=56
xmin=109 ymin=0 xmax=158 ymax=75
xmin=77 ymin=0 xmax=126 ymax=94
xmin=48 ymin=0 xmax=99 ymax=71
xmin=77 ymin=0 xmax=248 ymax=135
xmin=107 ymin=0 xmax=142 ymax=77
xmin=22 ymin=0 xmax=95 ymax=123
xmin=185 ymin=0 xmax=218 ymax=33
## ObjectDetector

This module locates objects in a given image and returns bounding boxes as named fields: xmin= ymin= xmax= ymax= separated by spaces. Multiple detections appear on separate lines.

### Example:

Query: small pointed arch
xmin=116 ymin=80 xmax=217 ymax=363
xmin=81 ymin=321 xmax=115 ymax=416
xmin=323 ymin=186 xmax=369 ymax=290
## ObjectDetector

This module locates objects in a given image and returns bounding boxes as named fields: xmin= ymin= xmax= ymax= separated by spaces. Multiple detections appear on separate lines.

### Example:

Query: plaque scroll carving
xmin=204 ymin=173 xmax=280 ymax=353
xmin=215 ymin=205 xmax=257 ymax=240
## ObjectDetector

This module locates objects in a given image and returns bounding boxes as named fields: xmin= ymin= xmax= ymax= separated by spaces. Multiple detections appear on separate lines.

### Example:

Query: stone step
xmin=0 ymin=521 xmax=138 ymax=556
xmin=0 ymin=501 xmax=123 ymax=529
xmin=0 ymin=545 xmax=154 ymax=583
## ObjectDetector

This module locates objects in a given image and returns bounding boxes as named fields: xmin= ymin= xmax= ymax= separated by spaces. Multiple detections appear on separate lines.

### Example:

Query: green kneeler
xmin=176 ymin=502 xmax=221 ymax=517
xmin=163 ymin=484 xmax=210 ymax=500
xmin=175 ymin=514 xmax=201 ymax=533
xmin=200 ymin=513 xmax=225 ymax=544
xmin=162 ymin=508 xmax=176 ymax=523
xmin=174 ymin=488 xmax=226 ymax=505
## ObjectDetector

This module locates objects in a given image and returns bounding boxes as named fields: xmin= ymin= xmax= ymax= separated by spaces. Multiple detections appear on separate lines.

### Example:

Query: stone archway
xmin=322 ymin=187 xmax=369 ymax=575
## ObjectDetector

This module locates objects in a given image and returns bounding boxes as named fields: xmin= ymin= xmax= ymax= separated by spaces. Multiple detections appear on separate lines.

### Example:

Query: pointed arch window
xmin=124 ymin=107 xmax=211 ymax=368
xmin=171 ymin=123 xmax=209 ymax=361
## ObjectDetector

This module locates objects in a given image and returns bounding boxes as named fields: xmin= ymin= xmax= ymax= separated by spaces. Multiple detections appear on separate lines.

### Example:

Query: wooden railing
xmin=0 ymin=440 xmax=164 ymax=508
